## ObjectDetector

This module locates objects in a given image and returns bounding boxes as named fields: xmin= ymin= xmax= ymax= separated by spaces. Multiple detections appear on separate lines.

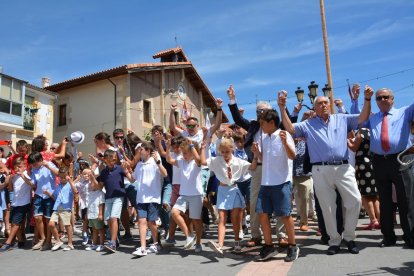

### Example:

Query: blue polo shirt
xmin=294 ymin=114 xmax=359 ymax=163
xmin=97 ymin=164 xmax=126 ymax=199
xmin=53 ymin=182 xmax=74 ymax=211
xmin=368 ymin=104 xmax=414 ymax=155
xmin=31 ymin=162 xmax=57 ymax=199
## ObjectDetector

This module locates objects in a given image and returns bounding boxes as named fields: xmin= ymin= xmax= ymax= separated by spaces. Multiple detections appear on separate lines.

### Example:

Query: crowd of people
xmin=0 ymin=84 xmax=413 ymax=263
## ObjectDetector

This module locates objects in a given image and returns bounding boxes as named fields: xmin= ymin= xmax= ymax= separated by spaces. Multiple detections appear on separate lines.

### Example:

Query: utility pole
xmin=319 ymin=0 xmax=335 ymax=114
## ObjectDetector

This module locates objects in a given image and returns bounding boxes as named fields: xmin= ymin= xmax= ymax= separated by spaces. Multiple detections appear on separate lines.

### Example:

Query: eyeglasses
xmin=114 ymin=136 xmax=124 ymax=140
xmin=186 ymin=124 xmax=197 ymax=129
xmin=256 ymin=109 xmax=266 ymax=115
xmin=376 ymin=95 xmax=391 ymax=101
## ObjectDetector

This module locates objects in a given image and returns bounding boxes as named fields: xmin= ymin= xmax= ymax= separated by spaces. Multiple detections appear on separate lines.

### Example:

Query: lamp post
xmin=322 ymin=84 xmax=331 ymax=99
xmin=295 ymin=81 xmax=319 ymax=110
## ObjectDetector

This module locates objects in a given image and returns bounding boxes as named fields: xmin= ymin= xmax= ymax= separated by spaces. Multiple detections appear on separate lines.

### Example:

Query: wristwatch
xmin=156 ymin=160 xmax=161 ymax=165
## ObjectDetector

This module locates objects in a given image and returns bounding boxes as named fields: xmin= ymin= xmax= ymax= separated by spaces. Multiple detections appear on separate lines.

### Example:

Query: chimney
xmin=41 ymin=77 xmax=50 ymax=88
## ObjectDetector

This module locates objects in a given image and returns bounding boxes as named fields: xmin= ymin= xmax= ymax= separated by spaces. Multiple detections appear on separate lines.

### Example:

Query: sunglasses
xmin=114 ymin=136 xmax=124 ymax=140
xmin=376 ymin=95 xmax=391 ymax=101
xmin=186 ymin=124 xmax=197 ymax=129
xmin=256 ymin=109 xmax=266 ymax=115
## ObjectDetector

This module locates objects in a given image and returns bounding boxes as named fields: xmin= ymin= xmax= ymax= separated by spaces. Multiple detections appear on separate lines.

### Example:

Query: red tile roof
xmin=152 ymin=47 xmax=189 ymax=62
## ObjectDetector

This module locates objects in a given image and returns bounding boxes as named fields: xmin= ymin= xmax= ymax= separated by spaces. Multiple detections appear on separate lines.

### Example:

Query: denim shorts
xmin=236 ymin=178 xmax=251 ymax=204
xmin=11 ymin=204 xmax=31 ymax=225
xmin=162 ymin=180 xmax=172 ymax=206
xmin=256 ymin=182 xmax=293 ymax=216
xmin=33 ymin=195 xmax=54 ymax=218
xmin=104 ymin=197 xmax=123 ymax=220
xmin=136 ymin=203 xmax=159 ymax=221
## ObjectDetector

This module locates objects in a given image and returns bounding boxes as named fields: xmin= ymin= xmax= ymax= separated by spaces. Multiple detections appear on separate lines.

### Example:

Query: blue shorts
xmin=33 ymin=195 xmax=54 ymax=218
xmin=161 ymin=180 xmax=172 ymax=206
xmin=236 ymin=178 xmax=251 ymax=204
xmin=256 ymin=182 xmax=293 ymax=216
xmin=104 ymin=197 xmax=123 ymax=220
xmin=11 ymin=204 xmax=31 ymax=225
xmin=136 ymin=203 xmax=159 ymax=221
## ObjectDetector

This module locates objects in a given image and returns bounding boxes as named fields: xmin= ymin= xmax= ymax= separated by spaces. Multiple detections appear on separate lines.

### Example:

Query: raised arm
xmin=209 ymin=98 xmax=223 ymax=135
xmin=152 ymin=152 xmax=168 ymax=177
xmin=43 ymin=161 xmax=59 ymax=176
xmin=350 ymin=84 xmax=361 ymax=114
xmin=169 ymin=104 xmax=184 ymax=136
xmin=277 ymin=91 xmax=296 ymax=134
xmin=165 ymin=138 xmax=178 ymax=166
xmin=67 ymin=175 xmax=78 ymax=194
xmin=227 ymin=85 xmax=251 ymax=131
xmin=358 ymin=85 xmax=373 ymax=124
xmin=89 ymin=170 xmax=103 ymax=190
xmin=54 ymin=137 xmax=68 ymax=159
xmin=280 ymin=131 xmax=296 ymax=160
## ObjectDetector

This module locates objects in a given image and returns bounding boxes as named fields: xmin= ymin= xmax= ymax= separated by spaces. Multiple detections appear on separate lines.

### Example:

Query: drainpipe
xmin=107 ymin=78 xmax=117 ymax=129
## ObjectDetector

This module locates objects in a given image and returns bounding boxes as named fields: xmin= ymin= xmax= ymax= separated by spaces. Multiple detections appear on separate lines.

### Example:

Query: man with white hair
xmin=278 ymin=87 xmax=373 ymax=255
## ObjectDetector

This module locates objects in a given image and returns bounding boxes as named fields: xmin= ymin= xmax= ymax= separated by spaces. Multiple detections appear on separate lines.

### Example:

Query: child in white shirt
xmin=129 ymin=142 xmax=167 ymax=257
xmin=166 ymin=138 xmax=204 ymax=252
xmin=85 ymin=169 xmax=106 ymax=252
xmin=202 ymin=138 xmax=258 ymax=255
xmin=75 ymin=168 xmax=90 ymax=245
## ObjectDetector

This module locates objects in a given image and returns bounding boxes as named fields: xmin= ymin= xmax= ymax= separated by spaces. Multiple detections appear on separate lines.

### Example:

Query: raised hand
xmin=364 ymin=85 xmax=374 ymax=100
xmin=251 ymin=142 xmax=260 ymax=155
xmin=352 ymin=83 xmax=361 ymax=100
xmin=277 ymin=90 xmax=288 ymax=108
xmin=216 ymin=98 xmax=223 ymax=108
xmin=227 ymin=85 xmax=236 ymax=101
xmin=280 ymin=130 xmax=288 ymax=144
xmin=170 ymin=103 xmax=178 ymax=111
xmin=293 ymin=103 xmax=302 ymax=113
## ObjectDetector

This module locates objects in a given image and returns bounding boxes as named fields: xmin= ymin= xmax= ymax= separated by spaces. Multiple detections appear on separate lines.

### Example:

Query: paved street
xmin=1 ymin=216 xmax=413 ymax=276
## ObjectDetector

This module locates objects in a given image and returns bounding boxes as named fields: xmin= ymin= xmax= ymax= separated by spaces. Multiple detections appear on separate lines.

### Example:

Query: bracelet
xmin=364 ymin=98 xmax=371 ymax=101
xmin=217 ymin=108 xmax=222 ymax=111
xmin=189 ymin=144 xmax=195 ymax=149
xmin=156 ymin=160 xmax=161 ymax=165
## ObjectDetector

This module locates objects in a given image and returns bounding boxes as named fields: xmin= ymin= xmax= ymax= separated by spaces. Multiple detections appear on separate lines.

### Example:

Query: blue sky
xmin=1 ymin=0 xmax=413 ymax=121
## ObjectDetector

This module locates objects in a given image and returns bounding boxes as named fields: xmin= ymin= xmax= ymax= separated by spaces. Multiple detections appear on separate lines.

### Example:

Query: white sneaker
xmin=239 ymin=229 xmax=244 ymax=240
xmin=95 ymin=245 xmax=104 ymax=252
xmin=148 ymin=243 xmax=160 ymax=254
xmin=132 ymin=247 xmax=147 ymax=257
xmin=85 ymin=245 xmax=98 ymax=251
xmin=208 ymin=240 xmax=223 ymax=255
xmin=52 ymin=241 xmax=64 ymax=251
xmin=184 ymin=235 xmax=196 ymax=249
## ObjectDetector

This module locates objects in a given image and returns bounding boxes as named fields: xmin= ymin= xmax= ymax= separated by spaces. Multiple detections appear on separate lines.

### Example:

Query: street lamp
xmin=295 ymin=81 xmax=319 ymax=110
xmin=322 ymin=84 xmax=331 ymax=99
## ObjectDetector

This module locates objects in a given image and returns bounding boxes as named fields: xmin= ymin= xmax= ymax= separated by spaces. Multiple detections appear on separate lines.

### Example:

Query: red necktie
xmin=381 ymin=113 xmax=390 ymax=152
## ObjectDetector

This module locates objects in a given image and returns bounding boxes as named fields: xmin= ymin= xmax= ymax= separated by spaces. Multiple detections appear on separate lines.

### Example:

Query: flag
xmin=181 ymin=101 xmax=189 ymax=120
xmin=205 ymin=111 xmax=211 ymax=129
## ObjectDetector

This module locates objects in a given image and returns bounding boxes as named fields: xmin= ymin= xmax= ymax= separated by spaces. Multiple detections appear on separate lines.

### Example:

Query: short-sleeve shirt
xmin=53 ymin=182 xmax=74 ymax=211
xmin=133 ymin=157 xmax=162 ymax=204
xmin=176 ymin=159 xmax=203 ymax=196
xmin=207 ymin=156 xmax=250 ymax=186
xmin=87 ymin=190 xmax=105 ymax=219
xmin=261 ymin=129 xmax=295 ymax=186
xmin=11 ymin=173 xmax=32 ymax=207
xmin=75 ymin=179 xmax=90 ymax=209
xmin=97 ymin=165 xmax=126 ymax=199
xmin=31 ymin=162 xmax=57 ymax=199
xmin=294 ymin=114 xmax=359 ymax=163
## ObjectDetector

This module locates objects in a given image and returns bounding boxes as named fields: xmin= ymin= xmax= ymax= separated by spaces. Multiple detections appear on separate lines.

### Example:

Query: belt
xmin=312 ymin=160 xmax=348 ymax=166
xmin=372 ymin=153 xmax=399 ymax=159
